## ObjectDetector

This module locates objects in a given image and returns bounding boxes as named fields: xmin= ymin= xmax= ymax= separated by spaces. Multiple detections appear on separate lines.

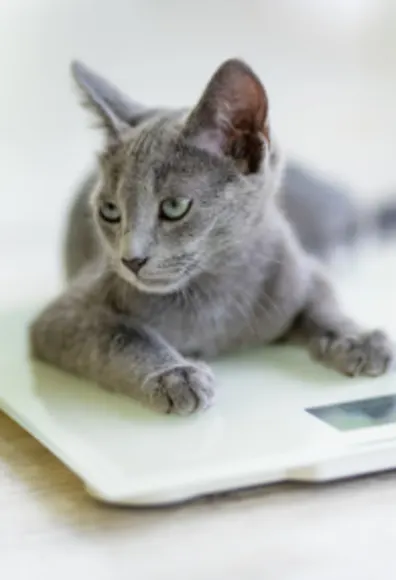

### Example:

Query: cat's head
xmin=72 ymin=59 xmax=283 ymax=294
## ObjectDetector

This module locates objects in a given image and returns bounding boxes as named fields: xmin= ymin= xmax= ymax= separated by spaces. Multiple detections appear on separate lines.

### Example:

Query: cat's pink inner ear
xmin=184 ymin=59 xmax=269 ymax=172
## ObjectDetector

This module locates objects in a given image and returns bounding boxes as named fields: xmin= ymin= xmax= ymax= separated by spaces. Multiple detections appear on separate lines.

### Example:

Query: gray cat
xmin=30 ymin=59 xmax=395 ymax=415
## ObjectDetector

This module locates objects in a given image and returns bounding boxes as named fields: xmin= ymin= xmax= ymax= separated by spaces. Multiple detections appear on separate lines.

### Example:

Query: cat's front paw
xmin=143 ymin=361 xmax=215 ymax=415
xmin=310 ymin=329 xmax=394 ymax=377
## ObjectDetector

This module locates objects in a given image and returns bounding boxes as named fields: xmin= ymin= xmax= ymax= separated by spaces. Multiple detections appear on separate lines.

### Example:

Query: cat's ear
xmin=183 ymin=59 xmax=269 ymax=173
xmin=71 ymin=60 xmax=147 ymax=142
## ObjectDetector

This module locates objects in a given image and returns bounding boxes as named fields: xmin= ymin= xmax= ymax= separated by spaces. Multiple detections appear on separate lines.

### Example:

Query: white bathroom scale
xmin=1 ymin=244 xmax=396 ymax=506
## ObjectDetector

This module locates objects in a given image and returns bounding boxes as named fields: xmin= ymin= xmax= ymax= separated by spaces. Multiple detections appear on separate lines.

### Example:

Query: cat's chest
xmin=123 ymin=280 xmax=291 ymax=357
xmin=155 ymin=294 xmax=247 ymax=356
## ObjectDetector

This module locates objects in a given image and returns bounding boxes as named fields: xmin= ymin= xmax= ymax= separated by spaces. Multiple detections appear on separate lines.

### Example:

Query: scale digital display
xmin=307 ymin=395 xmax=396 ymax=431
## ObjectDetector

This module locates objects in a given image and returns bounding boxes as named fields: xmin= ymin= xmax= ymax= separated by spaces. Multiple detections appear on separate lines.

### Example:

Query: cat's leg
xmin=30 ymin=290 xmax=215 ymax=415
xmin=290 ymin=266 xmax=394 ymax=377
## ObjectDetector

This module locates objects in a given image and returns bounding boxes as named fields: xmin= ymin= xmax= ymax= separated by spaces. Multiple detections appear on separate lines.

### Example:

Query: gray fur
xmin=281 ymin=163 xmax=359 ymax=257
xmin=281 ymin=163 xmax=396 ymax=256
xmin=30 ymin=59 xmax=394 ymax=415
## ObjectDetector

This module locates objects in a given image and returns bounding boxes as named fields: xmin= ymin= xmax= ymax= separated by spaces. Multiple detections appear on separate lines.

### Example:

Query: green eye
xmin=99 ymin=201 xmax=121 ymax=224
xmin=159 ymin=197 xmax=192 ymax=221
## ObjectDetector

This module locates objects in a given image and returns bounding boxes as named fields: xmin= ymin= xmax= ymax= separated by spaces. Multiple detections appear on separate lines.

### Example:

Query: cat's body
xmin=62 ymin=161 xmax=352 ymax=360
xmin=30 ymin=60 xmax=394 ymax=414
xmin=64 ymin=184 xmax=303 ymax=358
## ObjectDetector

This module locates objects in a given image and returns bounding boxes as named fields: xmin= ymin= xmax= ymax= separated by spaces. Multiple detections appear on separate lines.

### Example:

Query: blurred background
xmin=1 ymin=4 xmax=396 ymax=575
xmin=1 ymin=0 xmax=396 ymax=305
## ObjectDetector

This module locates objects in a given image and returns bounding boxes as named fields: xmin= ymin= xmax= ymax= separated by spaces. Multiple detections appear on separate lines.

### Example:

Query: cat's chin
xmin=118 ymin=269 xmax=188 ymax=295
xmin=133 ymin=279 xmax=184 ymax=295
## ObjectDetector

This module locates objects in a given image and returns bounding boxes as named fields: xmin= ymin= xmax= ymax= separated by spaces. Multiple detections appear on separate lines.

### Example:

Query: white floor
xmin=1 ymin=1 xmax=396 ymax=579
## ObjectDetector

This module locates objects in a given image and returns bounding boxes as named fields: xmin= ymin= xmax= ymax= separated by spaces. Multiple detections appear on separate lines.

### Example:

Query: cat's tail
xmin=336 ymin=196 xmax=396 ymax=255
xmin=373 ymin=200 xmax=396 ymax=237
xmin=282 ymin=163 xmax=396 ymax=257
xmin=351 ymin=197 xmax=396 ymax=247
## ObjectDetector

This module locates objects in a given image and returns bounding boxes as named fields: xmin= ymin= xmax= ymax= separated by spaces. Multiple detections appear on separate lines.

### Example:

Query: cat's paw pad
xmin=311 ymin=329 xmax=394 ymax=377
xmin=143 ymin=362 xmax=215 ymax=415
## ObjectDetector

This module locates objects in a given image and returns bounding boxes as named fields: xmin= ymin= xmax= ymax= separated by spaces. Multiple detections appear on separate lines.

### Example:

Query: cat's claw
xmin=310 ymin=329 xmax=394 ymax=377
xmin=143 ymin=361 xmax=215 ymax=415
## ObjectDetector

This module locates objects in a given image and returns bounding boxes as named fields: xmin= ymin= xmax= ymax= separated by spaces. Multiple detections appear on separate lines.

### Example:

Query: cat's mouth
xmin=117 ymin=258 xmax=199 ymax=294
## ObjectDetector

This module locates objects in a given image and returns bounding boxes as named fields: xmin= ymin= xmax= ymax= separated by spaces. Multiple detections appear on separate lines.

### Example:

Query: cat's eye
xmin=99 ymin=201 xmax=121 ymax=224
xmin=159 ymin=198 xmax=192 ymax=221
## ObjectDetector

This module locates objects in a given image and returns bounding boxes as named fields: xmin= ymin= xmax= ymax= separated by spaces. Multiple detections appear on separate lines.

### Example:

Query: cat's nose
xmin=121 ymin=256 xmax=149 ymax=275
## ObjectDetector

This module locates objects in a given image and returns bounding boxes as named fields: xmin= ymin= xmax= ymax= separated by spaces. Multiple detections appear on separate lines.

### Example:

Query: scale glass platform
xmin=0 ymin=242 xmax=395 ymax=506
